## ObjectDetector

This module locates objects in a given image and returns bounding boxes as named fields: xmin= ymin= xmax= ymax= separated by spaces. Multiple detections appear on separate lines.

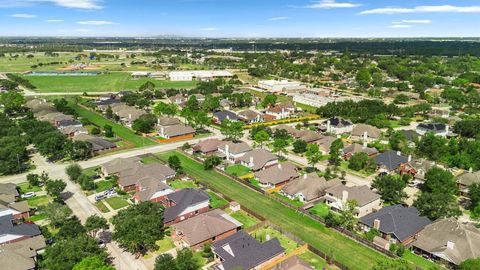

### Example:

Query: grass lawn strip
xmin=402 ymin=250 xmax=441 ymax=270
xmin=207 ymin=191 xmax=229 ymax=209
xmin=309 ymin=203 xmax=330 ymax=218
xmin=95 ymin=201 xmax=110 ymax=213
xmin=251 ymin=226 xmax=299 ymax=253
xmin=298 ymin=251 xmax=336 ymax=270
xmin=168 ymin=179 xmax=198 ymax=189
xmin=105 ymin=197 xmax=130 ymax=210
xmin=228 ymin=210 xmax=260 ymax=229
xmin=225 ymin=164 xmax=251 ymax=177
xmin=156 ymin=151 xmax=388 ymax=270
xmin=95 ymin=180 xmax=115 ymax=193
xmin=27 ymin=195 xmax=51 ymax=207
xmin=68 ymin=102 xmax=156 ymax=147
xmin=18 ymin=182 xmax=42 ymax=193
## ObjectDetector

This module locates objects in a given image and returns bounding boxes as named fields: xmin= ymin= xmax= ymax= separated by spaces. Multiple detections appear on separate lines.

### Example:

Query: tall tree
xmin=39 ymin=202 xmax=72 ymax=229
xmin=45 ymin=179 xmax=67 ymax=200
xmin=372 ymin=174 xmax=407 ymax=204
xmin=459 ymin=258 xmax=480 ymax=270
xmin=306 ymin=144 xmax=322 ymax=169
xmin=85 ymin=215 xmax=109 ymax=237
xmin=254 ymin=129 xmax=270 ymax=149
xmin=272 ymin=138 xmax=288 ymax=158
xmin=73 ymin=256 xmax=115 ymax=270
xmin=168 ymin=155 xmax=182 ymax=173
xmin=220 ymin=119 xmax=244 ymax=142
xmin=154 ymin=254 xmax=178 ymax=270
xmin=175 ymin=248 xmax=201 ymax=270
xmin=329 ymin=139 xmax=344 ymax=165
xmin=66 ymin=164 xmax=82 ymax=182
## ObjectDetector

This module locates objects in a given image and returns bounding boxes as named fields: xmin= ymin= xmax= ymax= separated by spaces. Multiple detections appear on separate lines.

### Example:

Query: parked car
xmin=21 ymin=192 xmax=36 ymax=199
xmin=97 ymin=239 xmax=106 ymax=248
xmin=95 ymin=194 xmax=106 ymax=201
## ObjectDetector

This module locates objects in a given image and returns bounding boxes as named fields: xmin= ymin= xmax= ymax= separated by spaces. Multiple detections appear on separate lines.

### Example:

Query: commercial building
xmin=169 ymin=70 xmax=233 ymax=81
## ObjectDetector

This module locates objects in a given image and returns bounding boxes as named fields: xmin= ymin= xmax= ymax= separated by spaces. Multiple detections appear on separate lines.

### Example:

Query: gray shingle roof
xmin=0 ymin=215 xmax=41 ymax=240
xmin=360 ymin=205 xmax=431 ymax=242
xmin=212 ymin=230 xmax=285 ymax=270
xmin=214 ymin=110 xmax=238 ymax=122
xmin=164 ymin=189 xmax=210 ymax=223
xmin=374 ymin=150 xmax=408 ymax=171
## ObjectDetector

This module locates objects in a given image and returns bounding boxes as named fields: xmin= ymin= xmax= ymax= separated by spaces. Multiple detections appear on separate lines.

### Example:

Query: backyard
xmin=168 ymin=179 xmax=198 ymax=189
xmin=225 ymin=164 xmax=251 ymax=177
xmin=251 ymin=226 xmax=300 ymax=253
xmin=226 ymin=209 xmax=261 ymax=229
xmin=308 ymin=203 xmax=330 ymax=218
xmin=156 ymin=151 xmax=391 ymax=270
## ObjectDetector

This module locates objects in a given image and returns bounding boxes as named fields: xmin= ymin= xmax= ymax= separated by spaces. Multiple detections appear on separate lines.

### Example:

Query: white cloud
xmin=361 ymin=5 xmax=480 ymax=15
xmin=45 ymin=19 xmax=64 ymax=22
xmin=0 ymin=0 xmax=103 ymax=10
xmin=389 ymin=24 xmax=412 ymax=28
xmin=268 ymin=16 xmax=290 ymax=21
xmin=11 ymin=13 xmax=37 ymax=18
xmin=200 ymin=27 xmax=217 ymax=31
xmin=307 ymin=0 xmax=361 ymax=9
xmin=77 ymin=20 xmax=115 ymax=25
xmin=75 ymin=28 xmax=91 ymax=32
xmin=395 ymin=19 xmax=432 ymax=24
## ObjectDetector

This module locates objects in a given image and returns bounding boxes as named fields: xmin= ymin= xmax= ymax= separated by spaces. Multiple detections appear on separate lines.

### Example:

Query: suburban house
xmin=118 ymin=163 xmax=176 ymax=191
xmin=0 ymin=183 xmax=20 ymax=203
xmin=212 ymin=230 xmax=285 ymax=270
xmin=269 ymin=256 xmax=314 ymax=270
xmin=272 ymin=124 xmax=302 ymax=138
xmin=342 ymin=143 xmax=378 ymax=160
xmin=0 ymin=200 xmax=30 ymax=220
xmin=193 ymin=139 xmax=223 ymax=155
xmin=157 ymin=124 xmax=196 ymax=140
xmin=316 ymin=136 xmax=337 ymax=154
xmin=237 ymin=149 xmax=278 ymax=171
xmin=217 ymin=141 xmax=252 ymax=163
xmin=38 ymin=112 xmax=74 ymax=127
xmin=374 ymin=150 xmax=410 ymax=173
xmin=400 ymin=130 xmax=420 ymax=145
xmin=399 ymin=159 xmax=438 ymax=182
xmin=100 ymin=156 xmax=141 ymax=176
xmin=254 ymin=162 xmax=299 ymax=188
xmin=324 ymin=117 xmax=353 ymax=135
xmin=213 ymin=110 xmax=238 ymax=124
xmin=56 ymin=119 xmax=83 ymax=130
xmin=169 ymin=94 xmax=187 ymax=105
xmin=219 ymin=99 xmax=232 ymax=110
xmin=0 ymin=214 xmax=42 ymax=245
xmin=237 ymin=110 xmax=264 ymax=124
xmin=133 ymin=178 xmax=174 ymax=203
xmin=412 ymin=218 xmax=480 ymax=266
xmin=360 ymin=205 xmax=431 ymax=245
xmin=280 ymin=173 xmax=342 ymax=203
xmin=351 ymin=124 xmax=382 ymax=142
xmin=264 ymin=105 xmax=291 ymax=120
xmin=456 ymin=169 xmax=480 ymax=196
xmin=416 ymin=123 xmax=449 ymax=137
xmin=324 ymin=184 xmax=382 ymax=217
xmin=72 ymin=134 xmax=117 ymax=153
xmin=115 ymin=107 xmax=146 ymax=127
xmin=157 ymin=116 xmax=181 ymax=127
xmin=163 ymin=188 xmax=210 ymax=225
xmin=59 ymin=125 xmax=88 ymax=138
xmin=171 ymin=209 xmax=242 ymax=250
xmin=0 ymin=235 xmax=46 ymax=270
xmin=296 ymin=130 xmax=323 ymax=144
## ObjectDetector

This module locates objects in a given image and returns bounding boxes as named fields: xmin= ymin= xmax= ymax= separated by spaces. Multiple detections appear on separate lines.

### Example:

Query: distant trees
xmin=453 ymin=119 xmax=480 ymax=138
xmin=261 ymin=94 xmax=277 ymax=108
xmin=0 ymin=92 xmax=25 ymax=114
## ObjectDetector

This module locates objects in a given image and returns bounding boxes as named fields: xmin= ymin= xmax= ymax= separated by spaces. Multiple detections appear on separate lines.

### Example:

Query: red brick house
xmin=163 ymin=189 xmax=210 ymax=225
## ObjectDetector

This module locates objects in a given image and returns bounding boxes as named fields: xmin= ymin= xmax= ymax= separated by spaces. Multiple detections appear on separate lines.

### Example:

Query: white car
xmin=21 ymin=192 xmax=36 ymax=199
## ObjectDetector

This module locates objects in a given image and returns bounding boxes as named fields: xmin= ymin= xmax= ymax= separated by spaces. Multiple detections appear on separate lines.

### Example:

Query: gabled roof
xmin=374 ymin=150 xmax=408 ymax=171
xmin=326 ymin=117 xmax=352 ymax=128
xmin=135 ymin=178 xmax=173 ymax=202
xmin=0 ymin=183 xmax=19 ymax=199
xmin=413 ymin=218 xmax=480 ymax=265
xmin=343 ymin=143 xmax=378 ymax=156
xmin=213 ymin=110 xmax=238 ymax=122
xmin=417 ymin=123 xmax=447 ymax=132
xmin=160 ymin=124 xmax=196 ymax=137
xmin=360 ymin=205 xmax=431 ymax=242
xmin=281 ymin=173 xmax=342 ymax=202
xmin=297 ymin=130 xmax=323 ymax=143
xmin=325 ymin=185 xmax=380 ymax=207
xmin=317 ymin=136 xmax=336 ymax=153
xmin=457 ymin=170 xmax=480 ymax=186
xmin=351 ymin=124 xmax=382 ymax=139
xmin=0 ymin=215 xmax=41 ymax=240
xmin=254 ymin=162 xmax=298 ymax=185
xmin=119 ymin=163 xmax=176 ymax=188
xmin=157 ymin=117 xmax=181 ymax=126
xmin=72 ymin=134 xmax=116 ymax=151
xmin=164 ymin=189 xmax=210 ymax=223
xmin=238 ymin=109 xmax=262 ymax=121
xmin=400 ymin=130 xmax=420 ymax=142
xmin=212 ymin=230 xmax=285 ymax=270
xmin=193 ymin=139 xmax=223 ymax=153
xmin=0 ymin=200 xmax=29 ymax=213
xmin=172 ymin=209 xmax=241 ymax=246
xmin=272 ymin=125 xmax=302 ymax=138
xmin=237 ymin=149 xmax=278 ymax=171
xmin=101 ymin=157 xmax=142 ymax=175
xmin=218 ymin=141 xmax=252 ymax=154
xmin=0 ymin=235 xmax=46 ymax=270
xmin=270 ymin=255 xmax=314 ymax=270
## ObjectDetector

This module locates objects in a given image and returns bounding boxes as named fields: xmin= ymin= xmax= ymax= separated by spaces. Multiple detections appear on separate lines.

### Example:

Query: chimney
xmin=249 ymin=156 xmax=254 ymax=167
xmin=446 ymin=125 xmax=450 ymax=133
xmin=225 ymin=144 xmax=230 ymax=160
xmin=303 ymin=174 xmax=307 ymax=179
xmin=469 ymin=167 xmax=473 ymax=173
xmin=157 ymin=118 xmax=160 ymax=125
xmin=336 ymin=134 xmax=341 ymax=139
xmin=128 ymin=113 xmax=132 ymax=120
xmin=160 ymin=127 xmax=165 ymax=136
xmin=363 ymin=131 xmax=368 ymax=141
xmin=397 ymin=151 xmax=401 ymax=156
xmin=327 ymin=120 xmax=331 ymax=132
xmin=373 ymin=219 xmax=381 ymax=230
xmin=446 ymin=241 xmax=455 ymax=250
xmin=226 ymin=115 xmax=230 ymax=120
xmin=342 ymin=190 xmax=349 ymax=202
xmin=278 ymin=163 xmax=282 ymax=169
xmin=408 ymin=155 xmax=412 ymax=162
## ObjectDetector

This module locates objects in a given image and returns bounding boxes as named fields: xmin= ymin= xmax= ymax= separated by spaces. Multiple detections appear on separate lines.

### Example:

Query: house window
xmin=195 ymin=210 xmax=199 ymax=214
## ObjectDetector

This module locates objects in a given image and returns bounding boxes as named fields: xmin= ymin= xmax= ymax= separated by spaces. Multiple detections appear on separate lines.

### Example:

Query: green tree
xmin=220 ymin=119 xmax=244 ymax=142
xmin=139 ymin=81 xmax=155 ymax=91
xmin=186 ymin=95 xmax=200 ymax=111
xmin=356 ymin=68 xmax=372 ymax=89
xmin=57 ymin=216 xmax=86 ymax=239
xmin=203 ymin=156 xmax=222 ymax=170
xmin=0 ymin=91 xmax=25 ymax=114
xmin=176 ymin=248 xmax=201 ymax=270
xmin=254 ymin=129 xmax=270 ymax=149
xmin=306 ymin=144 xmax=322 ymax=169
xmin=112 ymin=201 xmax=165 ymax=255
xmin=45 ymin=179 xmax=67 ymax=200
xmin=39 ymin=202 xmax=72 ymax=229
xmin=338 ymin=200 xmax=358 ymax=231
xmin=389 ymin=131 xmax=409 ymax=153
xmin=459 ymin=258 xmax=480 ymax=270
xmin=372 ymin=174 xmax=407 ymax=204
xmin=154 ymin=254 xmax=178 ymax=270
xmin=168 ymin=155 xmax=182 ymax=173
xmin=393 ymin=94 xmax=410 ymax=104
xmin=67 ymin=140 xmax=93 ymax=161
xmin=261 ymin=94 xmax=277 ymax=108
xmin=26 ymin=173 xmax=40 ymax=187
xmin=329 ymin=139 xmax=344 ymax=165
xmin=154 ymin=102 xmax=178 ymax=117
xmin=105 ymin=106 xmax=113 ymax=119
xmin=73 ymin=256 xmax=115 ymax=270
xmin=292 ymin=139 xmax=307 ymax=154
xmin=85 ymin=215 xmax=109 ymax=237
xmin=104 ymin=124 xmax=114 ymax=138
xmin=469 ymin=183 xmax=480 ymax=209
xmin=272 ymin=138 xmax=288 ymax=158
xmin=66 ymin=164 xmax=82 ymax=182
xmin=132 ymin=114 xmax=156 ymax=133
xmin=348 ymin=152 xmax=369 ymax=171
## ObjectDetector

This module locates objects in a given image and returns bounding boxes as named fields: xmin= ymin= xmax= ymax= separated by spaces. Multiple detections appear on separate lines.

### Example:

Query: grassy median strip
xmin=68 ymin=102 xmax=157 ymax=147
xmin=157 ymin=151 xmax=390 ymax=270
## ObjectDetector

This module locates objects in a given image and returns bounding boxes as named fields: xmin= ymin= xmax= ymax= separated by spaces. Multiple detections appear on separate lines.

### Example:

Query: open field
xmin=68 ymin=102 xmax=157 ymax=147
xmin=156 ymin=151 xmax=390 ymax=270
xmin=22 ymin=72 xmax=198 ymax=92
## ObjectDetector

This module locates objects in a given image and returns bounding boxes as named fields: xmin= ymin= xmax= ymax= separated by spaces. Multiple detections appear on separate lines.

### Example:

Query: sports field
xmin=156 ymin=151 xmax=391 ymax=270
xmin=21 ymin=72 xmax=197 ymax=92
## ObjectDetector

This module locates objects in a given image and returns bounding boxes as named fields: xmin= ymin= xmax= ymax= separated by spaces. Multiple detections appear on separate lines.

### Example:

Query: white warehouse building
xmin=168 ymin=70 xmax=233 ymax=81
xmin=257 ymin=80 xmax=304 ymax=93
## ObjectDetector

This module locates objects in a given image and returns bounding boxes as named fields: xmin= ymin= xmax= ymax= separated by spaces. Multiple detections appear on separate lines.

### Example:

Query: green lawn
xmin=68 ymin=102 xmax=157 ymax=147
xmin=273 ymin=193 xmax=304 ymax=208
xmin=141 ymin=155 xmax=161 ymax=164
xmin=95 ymin=201 xmax=110 ymax=213
xmin=402 ymin=250 xmax=442 ymax=270
xmin=225 ymin=164 xmax=251 ymax=177
xmin=298 ymin=251 xmax=336 ymax=270
xmin=26 ymin=213 xmax=47 ymax=222
xmin=156 ymin=151 xmax=388 ymax=270
xmin=95 ymin=180 xmax=115 ymax=193
xmin=309 ymin=203 xmax=330 ymax=218
xmin=154 ymin=237 xmax=175 ymax=254
xmin=105 ymin=197 xmax=130 ymax=210
xmin=18 ymin=182 xmax=42 ymax=193
xmin=228 ymin=210 xmax=260 ymax=229
xmin=22 ymin=72 xmax=198 ymax=92
xmin=168 ymin=179 xmax=198 ymax=189
xmin=208 ymin=191 xmax=229 ymax=209
xmin=27 ymin=195 xmax=51 ymax=207
xmin=83 ymin=166 xmax=100 ymax=178
xmin=251 ymin=226 xmax=300 ymax=253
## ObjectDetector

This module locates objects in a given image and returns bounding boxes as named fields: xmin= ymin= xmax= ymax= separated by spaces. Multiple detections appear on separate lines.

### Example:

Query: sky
xmin=0 ymin=0 xmax=479 ymax=37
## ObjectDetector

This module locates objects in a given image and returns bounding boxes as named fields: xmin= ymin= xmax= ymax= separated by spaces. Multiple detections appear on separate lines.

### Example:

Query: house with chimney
xmin=100 ymin=156 xmax=141 ymax=176
xmin=133 ymin=178 xmax=175 ymax=204
xmin=324 ymin=117 xmax=353 ymax=135
xmin=342 ymin=143 xmax=378 ymax=160
xmin=0 ymin=214 xmax=42 ymax=245
xmin=171 ymin=209 xmax=242 ymax=250
xmin=237 ymin=110 xmax=264 ymax=124
xmin=157 ymin=124 xmax=196 ymax=140
xmin=237 ymin=149 xmax=278 ymax=171
xmin=212 ymin=230 xmax=285 ymax=270
xmin=281 ymin=173 xmax=342 ymax=203
xmin=264 ymin=105 xmax=291 ymax=120
xmin=350 ymin=124 xmax=382 ymax=142
xmin=163 ymin=188 xmax=210 ymax=225
xmin=360 ymin=205 xmax=431 ymax=246
xmin=412 ymin=218 xmax=480 ymax=266
xmin=213 ymin=110 xmax=238 ymax=124
xmin=118 ymin=163 xmax=176 ymax=192
xmin=217 ymin=141 xmax=252 ymax=163
xmin=399 ymin=159 xmax=439 ymax=182
xmin=193 ymin=139 xmax=223 ymax=156
xmin=169 ymin=94 xmax=187 ymax=106
xmin=254 ymin=162 xmax=299 ymax=189
xmin=374 ymin=150 xmax=410 ymax=173
xmin=456 ymin=169 xmax=480 ymax=196
xmin=324 ymin=184 xmax=381 ymax=217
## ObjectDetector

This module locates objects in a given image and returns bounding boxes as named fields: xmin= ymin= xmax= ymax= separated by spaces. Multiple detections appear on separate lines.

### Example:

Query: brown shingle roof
xmin=351 ymin=124 xmax=382 ymax=139
xmin=254 ymin=162 xmax=298 ymax=185
xmin=193 ymin=139 xmax=223 ymax=153
xmin=281 ymin=173 xmax=341 ymax=202
xmin=237 ymin=149 xmax=278 ymax=171
xmin=101 ymin=157 xmax=141 ymax=175
xmin=325 ymin=185 xmax=380 ymax=207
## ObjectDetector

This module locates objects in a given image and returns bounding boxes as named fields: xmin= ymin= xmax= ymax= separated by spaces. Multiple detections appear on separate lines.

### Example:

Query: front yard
xmin=95 ymin=201 xmax=110 ymax=213
xmin=27 ymin=195 xmax=51 ymax=207
xmin=95 ymin=180 xmax=115 ymax=193
xmin=18 ymin=182 xmax=42 ymax=193
xmin=105 ymin=196 xmax=130 ymax=210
